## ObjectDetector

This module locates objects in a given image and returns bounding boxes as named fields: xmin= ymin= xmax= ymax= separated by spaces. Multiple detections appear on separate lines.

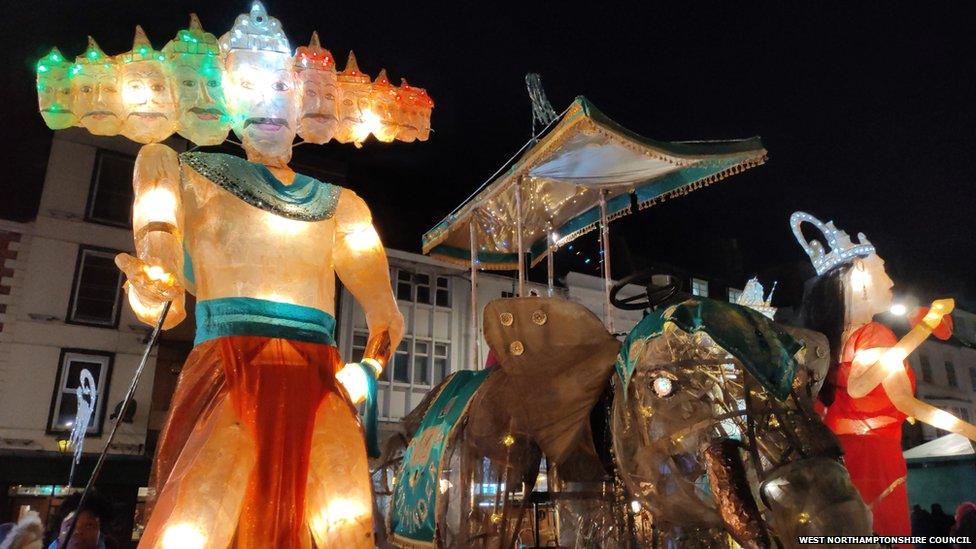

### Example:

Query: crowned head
xmin=369 ymin=69 xmax=398 ymax=143
xmin=118 ymin=26 xmax=177 ymax=143
xmin=37 ymin=48 xmax=76 ymax=129
xmin=334 ymin=51 xmax=371 ymax=144
xmin=163 ymin=14 xmax=229 ymax=146
xmin=71 ymin=37 xmax=123 ymax=135
xmin=219 ymin=1 xmax=299 ymax=165
xmin=294 ymin=31 xmax=339 ymax=144
xmin=395 ymin=78 xmax=433 ymax=142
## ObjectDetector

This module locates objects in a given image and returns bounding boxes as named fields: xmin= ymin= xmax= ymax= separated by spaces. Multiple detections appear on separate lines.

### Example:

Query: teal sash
xmin=194 ymin=297 xmax=336 ymax=346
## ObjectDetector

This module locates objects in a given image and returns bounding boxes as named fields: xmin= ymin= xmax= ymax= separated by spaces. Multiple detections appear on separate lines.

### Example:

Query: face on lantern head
xmin=118 ymin=26 xmax=178 ymax=144
xmin=369 ymin=69 xmax=398 ymax=143
xmin=36 ymin=48 xmax=76 ymax=129
xmin=71 ymin=38 xmax=123 ymax=136
xmin=163 ymin=15 xmax=230 ymax=146
xmin=845 ymin=252 xmax=894 ymax=320
xmin=335 ymin=51 xmax=371 ymax=144
xmin=395 ymin=79 xmax=433 ymax=142
xmin=294 ymin=32 xmax=339 ymax=144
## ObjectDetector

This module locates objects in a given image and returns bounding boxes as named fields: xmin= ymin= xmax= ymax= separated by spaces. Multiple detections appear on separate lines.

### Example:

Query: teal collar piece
xmin=615 ymin=298 xmax=801 ymax=400
xmin=195 ymin=297 xmax=336 ymax=346
xmin=180 ymin=152 xmax=342 ymax=221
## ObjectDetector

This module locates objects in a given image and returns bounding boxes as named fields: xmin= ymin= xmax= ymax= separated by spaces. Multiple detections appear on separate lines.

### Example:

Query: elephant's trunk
xmin=702 ymin=438 xmax=772 ymax=549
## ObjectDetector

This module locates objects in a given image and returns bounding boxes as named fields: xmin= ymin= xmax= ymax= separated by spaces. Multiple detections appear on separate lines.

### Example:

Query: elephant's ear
xmin=482 ymin=296 xmax=620 ymax=377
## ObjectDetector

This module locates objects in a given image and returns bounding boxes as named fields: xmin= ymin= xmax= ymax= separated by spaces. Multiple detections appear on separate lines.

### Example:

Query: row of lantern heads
xmin=36 ymin=11 xmax=433 ymax=147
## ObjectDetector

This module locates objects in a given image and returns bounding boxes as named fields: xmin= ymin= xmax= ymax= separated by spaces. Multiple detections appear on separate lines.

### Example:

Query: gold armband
xmin=363 ymin=330 xmax=392 ymax=370
xmin=135 ymin=221 xmax=182 ymax=243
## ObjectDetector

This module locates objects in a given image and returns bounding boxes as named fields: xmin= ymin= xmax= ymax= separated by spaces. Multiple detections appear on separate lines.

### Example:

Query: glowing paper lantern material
xmin=849 ymin=299 xmax=976 ymax=441
xmin=118 ymin=26 xmax=178 ymax=144
xmin=36 ymin=48 xmax=76 ymax=129
xmin=395 ymin=78 xmax=434 ymax=143
xmin=368 ymin=69 xmax=398 ymax=143
xmin=72 ymin=37 xmax=124 ymax=136
xmin=295 ymin=32 xmax=339 ymax=144
xmin=335 ymin=51 xmax=371 ymax=145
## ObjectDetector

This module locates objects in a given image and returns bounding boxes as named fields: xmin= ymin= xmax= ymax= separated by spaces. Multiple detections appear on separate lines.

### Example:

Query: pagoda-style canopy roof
xmin=422 ymin=96 xmax=767 ymax=270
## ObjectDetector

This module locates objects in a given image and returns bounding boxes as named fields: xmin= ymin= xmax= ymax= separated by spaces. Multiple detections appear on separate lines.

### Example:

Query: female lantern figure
xmin=294 ymin=31 xmax=340 ymax=144
xmin=71 ymin=37 xmax=124 ymax=136
xmin=36 ymin=47 xmax=77 ymax=129
xmin=335 ymin=51 xmax=371 ymax=145
xmin=116 ymin=3 xmax=403 ymax=547
xmin=162 ymin=14 xmax=230 ymax=146
xmin=794 ymin=211 xmax=976 ymax=540
xmin=118 ymin=26 xmax=178 ymax=144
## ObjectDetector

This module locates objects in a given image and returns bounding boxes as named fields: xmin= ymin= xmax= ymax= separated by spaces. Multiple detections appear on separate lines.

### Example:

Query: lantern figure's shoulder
xmin=177 ymin=151 xmax=343 ymax=221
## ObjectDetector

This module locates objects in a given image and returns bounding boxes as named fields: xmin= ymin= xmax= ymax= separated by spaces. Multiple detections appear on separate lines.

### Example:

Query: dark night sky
xmin=3 ymin=2 xmax=974 ymax=307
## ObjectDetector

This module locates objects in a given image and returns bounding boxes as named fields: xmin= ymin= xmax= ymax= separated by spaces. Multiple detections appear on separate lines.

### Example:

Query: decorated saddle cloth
xmin=615 ymin=298 xmax=802 ymax=400
xmin=391 ymin=369 xmax=491 ymax=547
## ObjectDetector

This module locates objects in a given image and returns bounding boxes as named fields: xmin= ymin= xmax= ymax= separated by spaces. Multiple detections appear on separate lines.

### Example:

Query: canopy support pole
xmin=469 ymin=217 xmax=480 ymax=369
xmin=599 ymin=189 xmax=614 ymax=332
xmin=547 ymin=231 xmax=555 ymax=297
xmin=516 ymin=176 xmax=526 ymax=297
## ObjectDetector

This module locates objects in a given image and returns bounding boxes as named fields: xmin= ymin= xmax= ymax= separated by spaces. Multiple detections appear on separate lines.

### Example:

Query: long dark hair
xmin=797 ymin=263 xmax=851 ymax=406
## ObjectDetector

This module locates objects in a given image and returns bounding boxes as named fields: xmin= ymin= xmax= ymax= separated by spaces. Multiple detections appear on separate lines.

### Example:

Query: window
xmin=66 ymin=246 xmax=125 ymax=328
xmin=969 ymin=367 xmax=976 ymax=392
xmin=501 ymin=291 xmax=515 ymax=298
xmin=415 ymin=274 xmax=431 ymax=304
xmin=86 ymin=150 xmax=134 ymax=227
xmin=393 ymin=269 xmax=451 ymax=308
xmin=727 ymin=288 xmax=742 ymax=303
xmin=433 ymin=343 xmax=450 ymax=384
xmin=920 ymin=353 xmax=932 ymax=383
xmin=48 ymin=349 xmax=113 ymax=435
xmin=436 ymin=277 xmax=451 ymax=307
xmin=392 ymin=340 xmax=409 ymax=383
xmin=413 ymin=341 xmax=430 ymax=384
xmin=396 ymin=271 xmax=412 ymax=301
xmin=945 ymin=360 xmax=958 ymax=388
xmin=961 ymin=408 xmax=972 ymax=423
xmin=691 ymin=278 xmax=708 ymax=297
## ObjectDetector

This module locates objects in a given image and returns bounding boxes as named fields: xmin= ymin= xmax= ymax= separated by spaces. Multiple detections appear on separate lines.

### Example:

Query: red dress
xmin=822 ymin=322 xmax=914 ymax=539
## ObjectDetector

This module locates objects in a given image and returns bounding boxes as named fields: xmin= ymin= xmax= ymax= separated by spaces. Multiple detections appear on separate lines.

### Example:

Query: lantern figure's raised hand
xmin=71 ymin=37 xmax=123 ymax=136
xmin=118 ymin=26 xmax=178 ymax=144
xmin=163 ymin=14 xmax=230 ymax=146
xmin=36 ymin=48 xmax=76 ymax=130
xmin=295 ymin=31 xmax=339 ymax=144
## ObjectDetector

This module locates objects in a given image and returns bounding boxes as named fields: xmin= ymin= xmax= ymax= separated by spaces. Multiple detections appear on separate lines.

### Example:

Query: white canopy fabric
xmin=422 ymin=96 xmax=767 ymax=270
xmin=903 ymin=433 xmax=976 ymax=462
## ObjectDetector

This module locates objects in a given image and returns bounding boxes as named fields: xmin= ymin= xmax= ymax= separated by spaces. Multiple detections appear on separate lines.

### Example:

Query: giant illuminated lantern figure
xmin=794 ymin=211 xmax=976 ymax=540
xmin=162 ymin=14 xmax=230 ymax=146
xmin=71 ymin=37 xmax=123 ymax=136
xmin=294 ymin=31 xmax=340 ymax=145
xmin=118 ymin=26 xmax=178 ymax=144
xmin=36 ymin=48 xmax=77 ymax=130
xmin=335 ymin=51 xmax=371 ymax=145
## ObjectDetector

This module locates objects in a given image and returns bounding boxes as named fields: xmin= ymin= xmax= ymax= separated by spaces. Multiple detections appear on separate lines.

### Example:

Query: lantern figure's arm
xmin=849 ymin=299 xmax=976 ymax=441
xmin=115 ymin=143 xmax=186 ymax=329
xmin=333 ymin=189 xmax=403 ymax=403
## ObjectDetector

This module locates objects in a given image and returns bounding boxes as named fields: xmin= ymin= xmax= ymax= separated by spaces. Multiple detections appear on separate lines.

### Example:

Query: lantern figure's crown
xmin=337 ymin=51 xmax=370 ymax=84
xmin=373 ymin=68 xmax=392 ymax=88
xmin=117 ymin=26 xmax=165 ymax=64
xmin=220 ymin=1 xmax=290 ymax=54
xmin=163 ymin=14 xmax=220 ymax=58
xmin=791 ymin=211 xmax=875 ymax=275
xmin=75 ymin=36 xmax=114 ymax=66
xmin=399 ymin=78 xmax=435 ymax=108
xmin=294 ymin=31 xmax=335 ymax=71
xmin=37 ymin=47 xmax=69 ymax=73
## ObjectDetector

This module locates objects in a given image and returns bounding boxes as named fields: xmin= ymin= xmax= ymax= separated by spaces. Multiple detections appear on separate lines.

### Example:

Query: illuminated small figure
xmin=335 ymin=51 xmax=371 ymax=144
xmin=71 ymin=37 xmax=124 ymax=136
xmin=36 ymin=47 xmax=77 ymax=130
xmin=118 ymin=26 xmax=178 ymax=144
xmin=369 ymin=69 xmax=398 ymax=143
xmin=395 ymin=78 xmax=434 ymax=143
xmin=162 ymin=14 xmax=230 ymax=146
xmin=294 ymin=31 xmax=340 ymax=144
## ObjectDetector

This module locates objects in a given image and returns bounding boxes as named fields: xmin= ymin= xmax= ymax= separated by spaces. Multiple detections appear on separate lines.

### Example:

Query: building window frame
xmin=919 ymin=353 xmax=933 ymax=383
xmin=65 ymin=245 xmax=126 ymax=329
xmin=46 ymin=348 xmax=114 ymax=436
xmin=945 ymin=359 xmax=958 ymax=388
xmin=727 ymin=288 xmax=743 ymax=303
xmin=691 ymin=277 xmax=709 ymax=297
xmin=85 ymin=149 xmax=135 ymax=229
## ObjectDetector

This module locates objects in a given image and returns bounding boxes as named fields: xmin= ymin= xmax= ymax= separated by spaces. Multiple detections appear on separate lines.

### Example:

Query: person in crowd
xmin=47 ymin=493 xmax=115 ymax=549
xmin=951 ymin=502 xmax=976 ymax=548
xmin=913 ymin=504 xmax=934 ymax=539
xmin=0 ymin=511 xmax=43 ymax=549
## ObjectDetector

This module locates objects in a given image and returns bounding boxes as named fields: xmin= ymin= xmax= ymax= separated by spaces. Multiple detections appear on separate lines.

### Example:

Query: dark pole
xmin=61 ymin=301 xmax=170 ymax=547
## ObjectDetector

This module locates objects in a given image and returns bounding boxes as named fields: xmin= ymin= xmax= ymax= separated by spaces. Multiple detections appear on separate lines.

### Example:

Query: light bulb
xmin=890 ymin=303 xmax=907 ymax=316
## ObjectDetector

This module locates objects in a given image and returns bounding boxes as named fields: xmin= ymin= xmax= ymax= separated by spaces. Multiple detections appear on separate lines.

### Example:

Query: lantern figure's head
xmin=71 ymin=37 xmax=123 ymax=136
xmin=294 ymin=32 xmax=339 ymax=144
xmin=220 ymin=1 xmax=299 ymax=164
xmin=36 ymin=48 xmax=76 ymax=130
xmin=395 ymin=79 xmax=434 ymax=143
xmin=369 ymin=69 xmax=398 ymax=143
xmin=335 ymin=51 xmax=371 ymax=144
xmin=118 ymin=26 xmax=178 ymax=144
xmin=163 ymin=14 xmax=230 ymax=146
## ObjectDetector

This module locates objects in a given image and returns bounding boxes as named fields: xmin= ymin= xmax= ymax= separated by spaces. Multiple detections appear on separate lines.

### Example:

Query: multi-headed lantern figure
xmin=294 ymin=31 xmax=339 ymax=144
xmin=395 ymin=78 xmax=434 ymax=142
xmin=369 ymin=69 xmax=399 ymax=143
xmin=117 ymin=26 xmax=178 ymax=144
xmin=36 ymin=48 xmax=76 ymax=130
xmin=162 ymin=14 xmax=230 ymax=146
xmin=71 ymin=37 xmax=123 ymax=136
xmin=335 ymin=51 xmax=372 ymax=145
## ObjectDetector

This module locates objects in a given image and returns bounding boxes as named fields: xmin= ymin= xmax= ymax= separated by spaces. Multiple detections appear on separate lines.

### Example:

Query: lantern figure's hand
xmin=115 ymin=252 xmax=186 ymax=329
xmin=336 ymin=361 xmax=380 ymax=405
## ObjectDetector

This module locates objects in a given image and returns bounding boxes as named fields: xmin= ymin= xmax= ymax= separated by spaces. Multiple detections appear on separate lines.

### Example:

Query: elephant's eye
xmin=651 ymin=374 xmax=677 ymax=398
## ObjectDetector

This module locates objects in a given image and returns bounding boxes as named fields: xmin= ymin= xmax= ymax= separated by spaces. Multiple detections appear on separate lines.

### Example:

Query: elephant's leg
xmin=702 ymin=438 xmax=772 ymax=549
xmin=139 ymin=395 xmax=254 ymax=549
xmin=305 ymin=391 xmax=375 ymax=549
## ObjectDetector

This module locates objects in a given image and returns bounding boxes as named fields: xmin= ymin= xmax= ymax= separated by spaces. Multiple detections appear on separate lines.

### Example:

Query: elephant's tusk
xmin=702 ymin=438 xmax=772 ymax=549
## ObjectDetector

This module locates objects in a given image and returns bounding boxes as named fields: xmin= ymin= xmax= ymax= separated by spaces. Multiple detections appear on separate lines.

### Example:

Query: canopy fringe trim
xmin=637 ymin=154 xmax=768 ymax=211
